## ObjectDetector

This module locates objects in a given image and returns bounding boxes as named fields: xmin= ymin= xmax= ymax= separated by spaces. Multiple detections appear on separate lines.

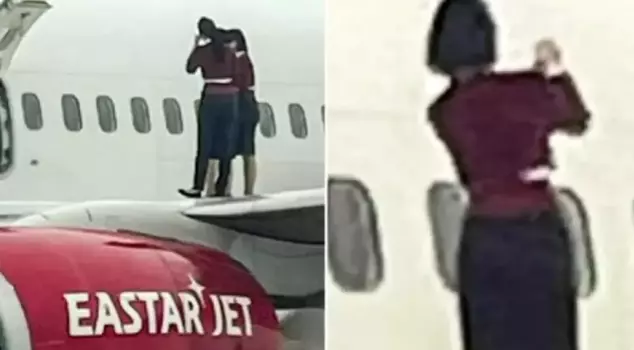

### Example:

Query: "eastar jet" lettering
xmin=64 ymin=274 xmax=253 ymax=337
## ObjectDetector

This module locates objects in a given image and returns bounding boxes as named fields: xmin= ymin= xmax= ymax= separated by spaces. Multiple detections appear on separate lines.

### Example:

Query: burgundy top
xmin=429 ymin=71 xmax=590 ymax=216
xmin=235 ymin=53 xmax=255 ymax=90
xmin=186 ymin=43 xmax=240 ymax=94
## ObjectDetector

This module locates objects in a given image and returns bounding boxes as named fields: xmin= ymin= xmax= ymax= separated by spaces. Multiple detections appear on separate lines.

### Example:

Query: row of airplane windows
xmin=19 ymin=93 xmax=325 ymax=139
xmin=329 ymin=177 xmax=597 ymax=296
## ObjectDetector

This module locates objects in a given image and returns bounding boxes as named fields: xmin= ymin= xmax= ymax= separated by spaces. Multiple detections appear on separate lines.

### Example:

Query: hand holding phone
xmin=533 ymin=38 xmax=565 ymax=77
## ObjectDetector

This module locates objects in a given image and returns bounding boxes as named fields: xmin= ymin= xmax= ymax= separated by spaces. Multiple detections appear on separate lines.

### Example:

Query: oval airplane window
xmin=288 ymin=103 xmax=308 ymax=139
xmin=426 ymin=181 xmax=597 ymax=297
xmin=557 ymin=188 xmax=597 ymax=298
xmin=320 ymin=105 xmax=324 ymax=125
xmin=130 ymin=97 xmax=151 ymax=134
xmin=194 ymin=99 xmax=200 ymax=116
xmin=162 ymin=98 xmax=183 ymax=135
xmin=96 ymin=95 xmax=117 ymax=133
xmin=21 ymin=93 xmax=42 ymax=130
xmin=258 ymin=102 xmax=276 ymax=138
xmin=328 ymin=176 xmax=384 ymax=292
xmin=61 ymin=94 xmax=83 ymax=132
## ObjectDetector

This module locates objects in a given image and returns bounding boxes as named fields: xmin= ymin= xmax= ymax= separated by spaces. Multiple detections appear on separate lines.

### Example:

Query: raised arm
xmin=546 ymin=72 xmax=591 ymax=135
xmin=533 ymin=39 xmax=590 ymax=135
xmin=186 ymin=38 xmax=202 ymax=74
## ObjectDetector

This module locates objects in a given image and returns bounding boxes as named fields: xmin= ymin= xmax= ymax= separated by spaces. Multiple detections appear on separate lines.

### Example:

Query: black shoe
xmin=178 ymin=188 xmax=202 ymax=198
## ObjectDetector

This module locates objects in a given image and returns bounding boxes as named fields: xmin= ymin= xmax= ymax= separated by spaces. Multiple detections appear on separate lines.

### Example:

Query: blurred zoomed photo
xmin=323 ymin=0 xmax=626 ymax=349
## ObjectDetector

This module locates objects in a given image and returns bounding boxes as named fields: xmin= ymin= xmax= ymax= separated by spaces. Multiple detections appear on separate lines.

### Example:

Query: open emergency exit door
xmin=0 ymin=0 xmax=51 ymax=74
xmin=0 ymin=0 xmax=51 ymax=178
xmin=427 ymin=181 xmax=597 ymax=298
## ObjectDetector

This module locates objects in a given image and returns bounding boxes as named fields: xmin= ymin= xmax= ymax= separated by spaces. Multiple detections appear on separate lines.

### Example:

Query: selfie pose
xmin=427 ymin=0 xmax=591 ymax=349
xmin=180 ymin=17 xmax=240 ymax=198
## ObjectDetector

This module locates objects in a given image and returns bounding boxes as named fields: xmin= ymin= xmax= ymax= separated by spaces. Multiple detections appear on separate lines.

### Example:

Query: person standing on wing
xmin=214 ymin=28 xmax=259 ymax=196
xmin=179 ymin=18 xmax=241 ymax=198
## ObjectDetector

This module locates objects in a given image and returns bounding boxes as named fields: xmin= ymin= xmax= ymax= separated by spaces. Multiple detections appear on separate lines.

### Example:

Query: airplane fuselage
xmin=0 ymin=0 xmax=324 ymax=203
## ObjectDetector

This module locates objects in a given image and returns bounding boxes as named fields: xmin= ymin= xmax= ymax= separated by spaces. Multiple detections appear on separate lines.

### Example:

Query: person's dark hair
xmin=426 ymin=0 xmax=496 ymax=76
xmin=225 ymin=28 xmax=248 ymax=52
xmin=198 ymin=17 xmax=216 ymax=38
xmin=197 ymin=17 xmax=225 ymax=62
xmin=216 ymin=28 xmax=229 ymax=42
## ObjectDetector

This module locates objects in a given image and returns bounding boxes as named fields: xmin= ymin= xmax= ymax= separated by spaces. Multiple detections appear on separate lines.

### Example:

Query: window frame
xmin=288 ymin=103 xmax=308 ymax=139
xmin=21 ymin=92 xmax=42 ymax=131
xmin=258 ymin=102 xmax=276 ymax=138
xmin=95 ymin=95 xmax=117 ymax=133
xmin=194 ymin=99 xmax=201 ymax=118
xmin=328 ymin=176 xmax=384 ymax=292
xmin=61 ymin=94 xmax=83 ymax=132
xmin=320 ymin=105 xmax=325 ymax=125
xmin=130 ymin=97 xmax=151 ymax=134
xmin=162 ymin=97 xmax=183 ymax=135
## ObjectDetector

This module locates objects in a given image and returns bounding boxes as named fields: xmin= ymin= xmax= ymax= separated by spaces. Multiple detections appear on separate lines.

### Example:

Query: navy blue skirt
xmin=199 ymin=93 xmax=239 ymax=160
xmin=459 ymin=211 xmax=577 ymax=350
xmin=236 ymin=91 xmax=259 ymax=156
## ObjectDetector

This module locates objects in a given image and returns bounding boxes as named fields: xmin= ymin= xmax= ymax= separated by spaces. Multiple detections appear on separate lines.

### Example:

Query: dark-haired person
xmin=215 ymin=28 xmax=259 ymax=196
xmin=427 ymin=1 xmax=590 ymax=349
xmin=179 ymin=18 xmax=240 ymax=198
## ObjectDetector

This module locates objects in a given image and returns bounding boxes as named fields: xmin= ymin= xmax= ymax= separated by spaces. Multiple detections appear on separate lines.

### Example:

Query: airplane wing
xmin=272 ymin=290 xmax=324 ymax=310
xmin=183 ymin=189 xmax=325 ymax=312
xmin=182 ymin=189 xmax=324 ymax=245
xmin=0 ymin=201 xmax=68 ymax=222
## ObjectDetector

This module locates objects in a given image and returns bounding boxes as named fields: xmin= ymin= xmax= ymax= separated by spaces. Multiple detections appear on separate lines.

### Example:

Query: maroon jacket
xmin=429 ymin=71 xmax=590 ymax=216
xmin=186 ymin=43 xmax=240 ymax=93
xmin=235 ymin=53 xmax=255 ymax=90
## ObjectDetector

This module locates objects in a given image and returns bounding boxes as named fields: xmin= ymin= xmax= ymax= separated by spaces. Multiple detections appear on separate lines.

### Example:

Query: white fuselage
xmin=0 ymin=0 xmax=324 ymax=202
xmin=328 ymin=0 xmax=634 ymax=349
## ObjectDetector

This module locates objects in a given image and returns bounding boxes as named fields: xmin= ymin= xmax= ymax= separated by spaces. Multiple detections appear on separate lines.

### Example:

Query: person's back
xmin=429 ymin=65 xmax=590 ymax=350
xmin=430 ymin=70 xmax=589 ymax=216
xmin=427 ymin=1 xmax=590 ymax=349
xmin=187 ymin=43 xmax=236 ymax=80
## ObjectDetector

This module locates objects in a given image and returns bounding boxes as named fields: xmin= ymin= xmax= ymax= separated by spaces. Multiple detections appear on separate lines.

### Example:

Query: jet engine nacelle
xmin=0 ymin=226 xmax=281 ymax=350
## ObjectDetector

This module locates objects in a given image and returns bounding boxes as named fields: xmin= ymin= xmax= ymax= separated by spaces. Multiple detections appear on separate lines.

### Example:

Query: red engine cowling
xmin=0 ymin=227 xmax=281 ymax=350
